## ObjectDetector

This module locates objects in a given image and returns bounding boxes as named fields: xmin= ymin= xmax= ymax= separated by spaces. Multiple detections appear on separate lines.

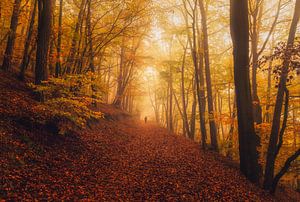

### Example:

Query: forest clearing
xmin=0 ymin=0 xmax=300 ymax=201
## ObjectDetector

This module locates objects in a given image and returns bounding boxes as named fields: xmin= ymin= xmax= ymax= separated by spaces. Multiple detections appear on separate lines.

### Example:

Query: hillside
xmin=0 ymin=72 xmax=297 ymax=201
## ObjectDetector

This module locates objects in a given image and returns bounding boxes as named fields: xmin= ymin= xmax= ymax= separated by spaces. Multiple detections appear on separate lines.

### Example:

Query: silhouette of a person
xmin=144 ymin=116 xmax=148 ymax=123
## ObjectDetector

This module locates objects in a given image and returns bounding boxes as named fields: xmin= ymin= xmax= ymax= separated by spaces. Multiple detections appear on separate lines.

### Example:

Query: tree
xmin=199 ymin=0 xmax=218 ymax=151
xmin=179 ymin=42 xmax=191 ymax=138
xmin=230 ymin=0 xmax=260 ymax=183
xmin=263 ymin=0 xmax=300 ymax=192
xmin=55 ymin=0 xmax=63 ymax=77
xmin=35 ymin=0 xmax=53 ymax=84
xmin=1 ymin=0 xmax=22 ymax=71
xmin=182 ymin=0 xmax=207 ymax=146
xmin=249 ymin=0 xmax=282 ymax=124
xmin=65 ymin=0 xmax=86 ymax=74
xmin=249 ymin=0 xmax=264 ymax=124
xmin=86 ymin=0 xmax=95 ymax=73
xmin=19 ymin=0 xmax=37 ymax=80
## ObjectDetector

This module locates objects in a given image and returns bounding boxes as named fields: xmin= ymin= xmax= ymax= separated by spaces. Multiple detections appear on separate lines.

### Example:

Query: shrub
xmin=28 ymin=73 xmax=104 ymax=134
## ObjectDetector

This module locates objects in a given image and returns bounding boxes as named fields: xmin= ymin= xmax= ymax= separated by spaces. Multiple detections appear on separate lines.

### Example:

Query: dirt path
xmin=73 ymin=120 xmax=274 ymax=201
xmin=1 ymin=116 xmax=276 ymax=201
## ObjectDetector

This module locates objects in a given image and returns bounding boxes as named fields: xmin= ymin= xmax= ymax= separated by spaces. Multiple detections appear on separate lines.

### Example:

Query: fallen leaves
xmin=0 ymin=72 xmax=281 ymax=201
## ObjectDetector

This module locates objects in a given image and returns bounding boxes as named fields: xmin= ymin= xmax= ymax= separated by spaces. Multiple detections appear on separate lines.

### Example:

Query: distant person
xmin=144 ymin=116 xmax=148 ymax=123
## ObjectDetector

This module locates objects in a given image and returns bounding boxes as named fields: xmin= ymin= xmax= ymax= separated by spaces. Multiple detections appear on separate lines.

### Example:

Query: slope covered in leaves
xmin=0 ymin=72 xmax=296 ymax=201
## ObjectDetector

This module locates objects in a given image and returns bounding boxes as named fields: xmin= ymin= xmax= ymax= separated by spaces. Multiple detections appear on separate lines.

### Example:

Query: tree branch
xmin=271 ymin=148 xmax=300 ymax=193
xmin=274 ymin=87 xmax=289 ymax=158
xmin=258 ymin=0 xmax=282 ymax=57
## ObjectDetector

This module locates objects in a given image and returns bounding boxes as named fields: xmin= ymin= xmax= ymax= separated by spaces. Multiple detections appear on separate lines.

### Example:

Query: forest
xmin=0 ymin=0 xmax=299 ymax=200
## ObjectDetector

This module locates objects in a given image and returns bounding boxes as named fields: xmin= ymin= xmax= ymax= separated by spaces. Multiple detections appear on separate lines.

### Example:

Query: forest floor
xmin=0 ymin=72 xmax=299 ymax=201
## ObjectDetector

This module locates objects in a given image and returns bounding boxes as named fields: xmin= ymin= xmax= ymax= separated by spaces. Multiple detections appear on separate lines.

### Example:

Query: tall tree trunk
xmin=86 ymin=0 xmax=94 ymax=72
xmin=199 ymin=0 xmax=218 ymax=151
xmin=183 ymin=0 xmax=207 ymax=147
xmin=230 ymin=0 xmax=260 ymax=184
xmin=250 ymin=0 xmax=263 ymax=124
xmin=165 ymin=90 xmax=169 ymax=129
xmin=19 ymin=0 xmax=37 ymax=80
xmin=227 ymin=93 xmax=236 ymax=158
xmin=113 ymin=38 xmax=125 ymax=107
xmin=196 ymin=1 xmax=207 ymax=149
xmin=35 ymin=0 xmax=53 ymax=84
xmin=129 ymin=94 xmax=134 ymax=114
xmin=228 ymin=82 xmax=232 ymax=117
xmin=86 ymin=0 xmax=97 ymax=106
xmin=218 ymin=93 xmax=224 ymax=141
xmin=0 ymin=2 xmax=2 ymax=27
xmin=105 ymin=64 xmax=112 ymax=103
xmin=48 ymin=4 xmax=56 ymax=76
xmin=2 ymin=0 xmax=22 ymax=71
xmin=55 ymin=0 xmax=63 ymax=77
xmin=74 ymin=10 xmax=86 ymax=74
xmin=190 ymin=79 xmax=197 ymax=140
xmin=265 ymin=41 xmax=274 ymax=123
xmin=65 ymin=0 xmax=86 ymax=74
xmin=153 ymin=92 xmax=160 ymax=124
xmin=180 ymin=42 xmax=191 ymax=137
xmin=169 ymin=64 xmax=174 ymax=132
xmin=263 ymin=0 xmax=300 ymax=191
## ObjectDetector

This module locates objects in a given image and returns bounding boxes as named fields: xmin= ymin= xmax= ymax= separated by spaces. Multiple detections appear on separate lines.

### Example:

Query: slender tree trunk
xmin=35 ymin=0 xmax=53 ymax=84
xmin=183 ymin=0 xmax=207 ymax=147
xmin=154 ymin=93 xmax=160 ymax=123
xmin=265 ymin=48 xmax=273 ymax=123
xmin=19 ymin=0 xmax=37 ymax=80
xmin=228 ymin=82 xmax=232 ymax=116
xmin=113 ymin=38 xmax=125 ymax=107
xmin=269 ymin=87 xmax=300 ymax=193
xmin=199 ymin=0 xmax=218 ymax=151
xmin=129 ymin=95 xmax=134 ymax=114
xmin=230 ymin=0 xmax=260 ymax=183
xmin=48 ymin=6 xmax=55 ymax=76
xmin=196 ymin=2 xmax=207 ymax=149
xmin=65 ymin=0 xmax=86 ymax=74
xmin=106 ymin=64 xmax=112 ymax=103
xmin=169 ymin=64 xmax=174 ymax=132
xmin=0 ymin=2 xmax=2 ymax=27
xmin=227 ymin=93 xmax=236 ymax=158
xmin=271 ymin=149 xmax=300 ymax=193
xmin=263 ymin=0 xmax=300 ymax=190
xmin=218 ymin=93 xmax=224 ymax=141
xmin=165 ymin=90 xmax=169 ymax=129
xmin=265 ymin=35 xmax=275 ymax=124
xmin=180 ymin=42 xmax=191 ymax=137
xmin=251 ymin=0 xmax=263 ymax=124
xmin=74 ymin=11 xmax=86 ymax=74
xmin=55 ymin=0 xmax=63 ymax=77
xmin=86 ymin=0 xmax=94 ymax=72
xmin=2 ymin=0 xmax=22 ymax=71
xmin=190 ymin=79 xmax=197 ymax=140
xmin=86 ymin=0 xmax=97 ymax=106
xmin=251 ymin=31 xmax=263 ymax=124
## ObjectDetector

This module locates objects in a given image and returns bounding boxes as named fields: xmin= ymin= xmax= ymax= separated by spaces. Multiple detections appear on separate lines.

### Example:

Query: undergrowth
xmin=28 ymin=73 xmax=104 ymax=134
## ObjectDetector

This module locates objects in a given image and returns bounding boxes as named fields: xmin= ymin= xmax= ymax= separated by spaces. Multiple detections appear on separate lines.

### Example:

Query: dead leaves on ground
xmin=1 ymin=120 xmax=274 ymax=201
xmin=0 ymin=72 xmax=274 ymax=201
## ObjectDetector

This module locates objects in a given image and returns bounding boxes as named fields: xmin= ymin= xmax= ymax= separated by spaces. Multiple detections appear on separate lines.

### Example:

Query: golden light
xmin=143 ymin=66 xmax=158 ymax=80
